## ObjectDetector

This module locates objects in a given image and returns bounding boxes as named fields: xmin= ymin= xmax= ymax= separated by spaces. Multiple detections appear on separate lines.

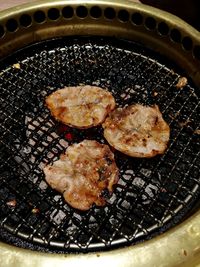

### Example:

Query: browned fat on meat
xmin=43 ymin=140 xmax=119 ymax=211
xmin=45 ymin=85 xmax=116 ymax=129
xmin=103 ymin=104 xmax=170 ymax=158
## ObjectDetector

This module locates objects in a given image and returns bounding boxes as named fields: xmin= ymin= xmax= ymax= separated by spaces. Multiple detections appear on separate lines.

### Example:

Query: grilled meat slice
xmin=45 ymin=85 xmax=116 ymax=129
xmin=43 ymin=140 xmax=119 ymax=210
xmin=103 ymin=104 xmax=170 ymax=158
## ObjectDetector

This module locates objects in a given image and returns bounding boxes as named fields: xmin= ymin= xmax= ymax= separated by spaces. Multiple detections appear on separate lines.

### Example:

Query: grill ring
xmin=0 ymin=1 xmax=199 ymax=72
xmin=0 ymin=0 xmax=200 ymax=266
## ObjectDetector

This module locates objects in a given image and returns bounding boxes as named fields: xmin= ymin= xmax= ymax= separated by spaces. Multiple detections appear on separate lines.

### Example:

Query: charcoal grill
xmin=0 ymin=0 xmax=200 ymax=266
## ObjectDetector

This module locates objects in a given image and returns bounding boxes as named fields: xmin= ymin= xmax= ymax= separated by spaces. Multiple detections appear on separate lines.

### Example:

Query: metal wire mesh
xmin=0 ymin=37 xmax=199 ymax=252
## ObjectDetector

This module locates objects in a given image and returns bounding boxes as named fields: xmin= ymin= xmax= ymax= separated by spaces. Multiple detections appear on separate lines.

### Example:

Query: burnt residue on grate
xmin=0 ymin=37 xmax=200 ymax=252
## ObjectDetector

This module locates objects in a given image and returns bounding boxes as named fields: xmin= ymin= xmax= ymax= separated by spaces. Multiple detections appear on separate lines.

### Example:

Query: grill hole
xmin=48 ymin=8 xmax=60 ymax=21
xmin=131 ymin=12 xmax=143 ymax=25
xmin=33 ymin=10 xmax=46 ymax=23
xmin=118 ymin=9 xmax=129 ymax=22
xmin=182 ymin=37 xmax=193 ymax=51
xmin=19 ymin=14 xmax=32 ymax=28
xmin=76 ymin=6 xmax=88 ymax=18
xmin=0 ymin=25 xmax=5 ymax=38
xmin=170 ymin=29 xmax=181 ymax=43
xmin=62 ymin=6 xmax=74 ymax=19
xmin=157 ymin=22 xmax=169 ymax=36
xmin=104 ymin=7 xmax=116 ymax=20
xmin=145 ymin=17 xmax=156 ymax=30
xmin=90 ymin=6 xmax=102 ymax=18
xmin=6 ymin=19 xmax=18 ymax=32
xmin=193 ymin=45 xmax=200 ymax=60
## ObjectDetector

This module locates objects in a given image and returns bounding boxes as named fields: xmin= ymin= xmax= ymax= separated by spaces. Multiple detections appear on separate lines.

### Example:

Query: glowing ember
xmin=65 ymin=133 xmax=73 ymax=141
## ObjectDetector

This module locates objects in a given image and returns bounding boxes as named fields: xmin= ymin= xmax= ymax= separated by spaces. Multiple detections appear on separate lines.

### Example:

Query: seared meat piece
xmin=43 ymin=140 xmax=119 ymax=211
xmin=103 ymin=104 xmax=170 ymax=158
xmin=45 ymin=85 xmax=116 ymax=128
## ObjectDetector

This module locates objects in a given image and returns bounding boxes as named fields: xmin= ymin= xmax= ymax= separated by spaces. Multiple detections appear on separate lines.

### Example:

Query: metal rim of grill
xmin=0 ymin=36 xmax=199 ymax=252
xmin=0 ymin=1 xmax=200 ymax=262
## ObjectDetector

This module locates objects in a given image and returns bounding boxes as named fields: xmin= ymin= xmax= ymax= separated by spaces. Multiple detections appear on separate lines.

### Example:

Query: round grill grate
xmin=0 ymin=37 xmax=199 ymax=252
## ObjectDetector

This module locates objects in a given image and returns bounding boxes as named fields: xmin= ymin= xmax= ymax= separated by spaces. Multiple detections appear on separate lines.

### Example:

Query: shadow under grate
xmin=0 ymin=37 xmax=200 ymax=252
